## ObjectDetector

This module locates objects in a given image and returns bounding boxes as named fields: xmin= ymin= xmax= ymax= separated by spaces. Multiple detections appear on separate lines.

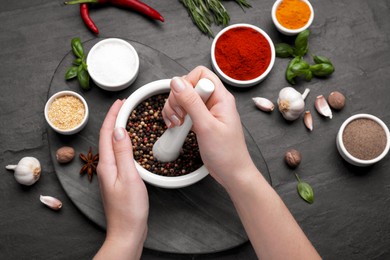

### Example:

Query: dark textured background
xmin=1 ymin=0 xmax=390 ymax=259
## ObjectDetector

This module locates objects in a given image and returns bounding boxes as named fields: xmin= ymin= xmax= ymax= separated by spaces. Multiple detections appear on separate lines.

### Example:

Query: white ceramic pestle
xmin=153 ymin=78 xmax=215 ymax=162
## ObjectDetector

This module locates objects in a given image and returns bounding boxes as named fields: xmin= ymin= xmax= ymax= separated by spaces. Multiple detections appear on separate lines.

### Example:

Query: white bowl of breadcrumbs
xmin=45 ymin=90 xmax=89 ymax=135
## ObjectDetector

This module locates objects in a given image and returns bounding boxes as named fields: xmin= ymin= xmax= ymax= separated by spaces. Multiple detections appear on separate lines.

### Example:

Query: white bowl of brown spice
xmin=337 ymin=114 xmax=390 ymax=167
xmin=45 ymin=90 xmax=89 ymax=135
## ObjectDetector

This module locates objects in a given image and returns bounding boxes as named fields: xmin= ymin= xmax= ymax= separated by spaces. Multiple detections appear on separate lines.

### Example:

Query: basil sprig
xmin=65 ymin=37 xmax=90 ymax=90
xmin=275 ymin=29 xmax=335 ymax=85
xmin=295 ymin=173 xmax=314 ymax=204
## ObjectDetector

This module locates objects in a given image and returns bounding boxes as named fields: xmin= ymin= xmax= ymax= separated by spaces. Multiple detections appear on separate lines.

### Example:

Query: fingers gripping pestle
xmin=152 ymin=78 xmax=215 ymax=162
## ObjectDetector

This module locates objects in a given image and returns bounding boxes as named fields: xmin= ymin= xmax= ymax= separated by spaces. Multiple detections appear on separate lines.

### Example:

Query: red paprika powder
xmin=214 ymin=27 xmax=272 ymax=81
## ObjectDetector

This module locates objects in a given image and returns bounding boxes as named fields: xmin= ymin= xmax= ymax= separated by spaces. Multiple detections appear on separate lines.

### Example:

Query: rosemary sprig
xmin=232 ymin=0 xmax=252 ymax=10
xmin=180 ymin=0 xmax=251 ymax=37
xmin=180 ymin=0 xmax=214 ymax=36
xmin=206 ymin=0 xmax=230 ymax=26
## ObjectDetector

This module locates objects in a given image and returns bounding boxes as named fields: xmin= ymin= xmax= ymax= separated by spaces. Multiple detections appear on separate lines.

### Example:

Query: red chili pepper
xmin=65 ymin=0 xmax=164 ymax=22
xmin=109 ymin=0 xmax=164 ymax=22
xmin=80 ymin=3 xmax=99 ymax=34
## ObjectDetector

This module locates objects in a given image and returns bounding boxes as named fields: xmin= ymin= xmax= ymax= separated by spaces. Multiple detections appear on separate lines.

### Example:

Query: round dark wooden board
xmin=47 ymin=38 xmax=271 ymax=254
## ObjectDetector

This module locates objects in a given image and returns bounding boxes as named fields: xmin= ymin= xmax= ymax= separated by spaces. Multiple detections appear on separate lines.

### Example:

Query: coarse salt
xmin=88 ymin=41 xmax=137 ymax=86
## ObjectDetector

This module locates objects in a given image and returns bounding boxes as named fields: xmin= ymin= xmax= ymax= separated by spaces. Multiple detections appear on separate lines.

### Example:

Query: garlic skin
xmin=252 ymin=97 xmax=274 ymax=112
xmin=315 ymin=95 xmax=333 ymax=119
xmin=40 ymin=195 xmax=62 ymax=210
xmin=278 ymin=87 xmax=310 ymax=121
xmin=5 ymin=157 xmax=41 ymax=186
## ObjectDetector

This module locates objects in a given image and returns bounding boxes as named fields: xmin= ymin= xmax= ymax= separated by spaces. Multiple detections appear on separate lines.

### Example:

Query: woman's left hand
xmin=95 ymin=99 xmax=149 ymax=259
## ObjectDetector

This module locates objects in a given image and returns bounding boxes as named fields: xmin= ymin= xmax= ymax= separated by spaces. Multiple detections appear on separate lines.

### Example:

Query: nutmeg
xmin=284 ymin=149 xmax=301 ymax=168
xmin=327 ymin=91 xmax=345 ymax=110
xmin=56 ymin=146 xmax=75 ymax=164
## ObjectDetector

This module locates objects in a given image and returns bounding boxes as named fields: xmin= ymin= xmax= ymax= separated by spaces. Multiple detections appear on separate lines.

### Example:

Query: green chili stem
xmin=64 ymin=0 xmax=99 ymax=5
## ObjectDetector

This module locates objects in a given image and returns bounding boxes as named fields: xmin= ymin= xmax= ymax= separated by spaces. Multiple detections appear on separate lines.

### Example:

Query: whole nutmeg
xmin=284 ymin=149 xmax=301 ymax=168
xmin=327 ymin=91 xmax=345 ymax=110
xmin=56 ymin=146 xmax=75 ymax=164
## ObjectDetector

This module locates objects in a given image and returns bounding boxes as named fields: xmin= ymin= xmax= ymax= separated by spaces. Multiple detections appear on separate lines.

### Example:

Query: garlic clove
xmin=315 ymin=95 xmax=333 ymax=119
xmin=40 ymin=195 xmax=62 ymax=210
xmin=304 ymin=111 xmax=313 ymax=131
xmin=252 ymin=97 xmax=274 ymax=112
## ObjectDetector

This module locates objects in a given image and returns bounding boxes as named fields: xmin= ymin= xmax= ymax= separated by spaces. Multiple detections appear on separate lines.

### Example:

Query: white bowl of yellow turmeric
xmin=272 ymin=0 xmax=314 ymax=36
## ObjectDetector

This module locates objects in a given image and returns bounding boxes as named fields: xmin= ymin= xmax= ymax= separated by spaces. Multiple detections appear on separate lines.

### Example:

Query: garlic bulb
xmin=277 ymin=87 xmax=310 ymax=121
xmin=5 ymin=157 xmax=41 ymax=185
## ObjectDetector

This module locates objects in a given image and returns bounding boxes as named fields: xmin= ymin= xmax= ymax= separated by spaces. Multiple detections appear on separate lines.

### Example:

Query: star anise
xmin=79 ymin=147 xmax=99 ymax=182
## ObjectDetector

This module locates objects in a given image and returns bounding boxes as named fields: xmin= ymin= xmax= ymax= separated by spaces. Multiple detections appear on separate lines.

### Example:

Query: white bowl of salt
xmin=87 ymin=38 xmax=140 ymax=91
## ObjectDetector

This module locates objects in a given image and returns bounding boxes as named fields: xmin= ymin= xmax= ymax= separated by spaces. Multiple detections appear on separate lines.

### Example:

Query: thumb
xmin=112 ymin=127 xmax=139 ymax=182
xmin=170 ymin=77 xmax=214 ymax=129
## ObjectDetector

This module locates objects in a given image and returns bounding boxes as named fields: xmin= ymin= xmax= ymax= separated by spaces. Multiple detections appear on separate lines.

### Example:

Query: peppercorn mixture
xmin=127 ymin=94 xmax=203 ymax=176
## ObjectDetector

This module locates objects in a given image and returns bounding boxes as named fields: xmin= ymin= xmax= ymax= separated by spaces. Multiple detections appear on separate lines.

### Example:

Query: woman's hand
xmin=95 ymin=100 xmax=148 ymax=259
xmin=162 ymin=68 xmax=321 ymax=259
xmin=162 ymin=66 xmax=256 ymax=190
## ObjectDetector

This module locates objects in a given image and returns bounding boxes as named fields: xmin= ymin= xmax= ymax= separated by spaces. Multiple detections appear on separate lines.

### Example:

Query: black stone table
xmin=1 ymin=1 xmax=390 ymax=259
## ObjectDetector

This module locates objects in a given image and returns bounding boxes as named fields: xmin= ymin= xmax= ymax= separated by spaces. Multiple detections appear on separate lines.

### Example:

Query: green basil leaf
xmin=310 ymin=63 xmax=335 ymax=77
xmin=82 ymin=60 xmax=88 ymax=71
xmin=77 ymin=68 xmax=90 ymax=90
xmin=275 ymin=43 xmax=294 ymax=58
xmin=313 ymin=55 xmax=333 ymax=66
xmin=65 ymin=66 xmax=78 ymax=80
xmin=297 ymin=181 xmax=314 ymax=204
xmin=71 ymin=37 xmax=84 ymax=58
xmin=291 ymin=60 xmax=310 ymax=76
xmin=73 ymin=58 xmax=82 ymax=66
xmin=294 ymin=29 xmax=310 ymax=57
xmin=305 ymin=70 xmax=313 ymax=81
xmin=286 ymin=56 xmax=301 ymax=84
xmin=295 ymin=173 xmax=314 ymax=204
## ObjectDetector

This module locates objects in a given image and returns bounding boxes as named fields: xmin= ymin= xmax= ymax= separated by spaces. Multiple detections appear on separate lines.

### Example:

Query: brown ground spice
xmin=126 ymin=94 xmax=203 ymax=176
xmin=342 ymin=118 xmax=387 ymax=160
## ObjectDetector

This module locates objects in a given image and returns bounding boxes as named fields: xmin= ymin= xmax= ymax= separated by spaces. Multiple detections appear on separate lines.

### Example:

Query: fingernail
xmin=171 ymin=77 xmax=186 ymax=93
xmin=164 ymin=117 xmax=172 ymax=128
xmin=170 ymin=114 xmax=181 ymax=126
xmin=114 ymin=127 xmax=125 ymax=141
xmin=174 ymin=106 xmax=184 ymax=118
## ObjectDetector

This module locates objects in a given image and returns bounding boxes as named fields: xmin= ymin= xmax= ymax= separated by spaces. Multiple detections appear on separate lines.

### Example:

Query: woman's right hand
xmin=162 ymin=66 xmax=256 ymax=189
xmin=163 ymin=67 xmax=321 ymax=260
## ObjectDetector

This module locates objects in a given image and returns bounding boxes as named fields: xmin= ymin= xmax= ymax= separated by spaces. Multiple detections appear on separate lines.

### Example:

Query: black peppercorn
xmin=127 ymin=94 xmax=202 ymax=176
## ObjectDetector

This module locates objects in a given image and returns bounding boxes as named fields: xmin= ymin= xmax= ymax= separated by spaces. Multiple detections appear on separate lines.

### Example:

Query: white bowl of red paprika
xmin=211 ymin=23 xmax=275 ymax=88
xmin=272 ymin=0 xmax=314 ymax=36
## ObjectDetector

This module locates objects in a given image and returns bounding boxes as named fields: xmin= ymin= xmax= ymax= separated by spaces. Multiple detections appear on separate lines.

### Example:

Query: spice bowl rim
xmin=87 ymin=38 xmax=140 ymax=92
xmin=271 ymin=0 xmax=314 ymax=36
xmin=210 ymin=23 xmax=276 ymax=88
xmin=115 ymin=79 xmax=209 ymax=189
xmin=44 ymin=90 xmax=89 ymax=135
xmin=336 ymin=113 xmax=390 ymax=167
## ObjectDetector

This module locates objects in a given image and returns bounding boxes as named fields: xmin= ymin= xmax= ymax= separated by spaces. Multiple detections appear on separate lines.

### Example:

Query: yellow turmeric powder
xmin=276 ymin=0 xmax=311 ymax=30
